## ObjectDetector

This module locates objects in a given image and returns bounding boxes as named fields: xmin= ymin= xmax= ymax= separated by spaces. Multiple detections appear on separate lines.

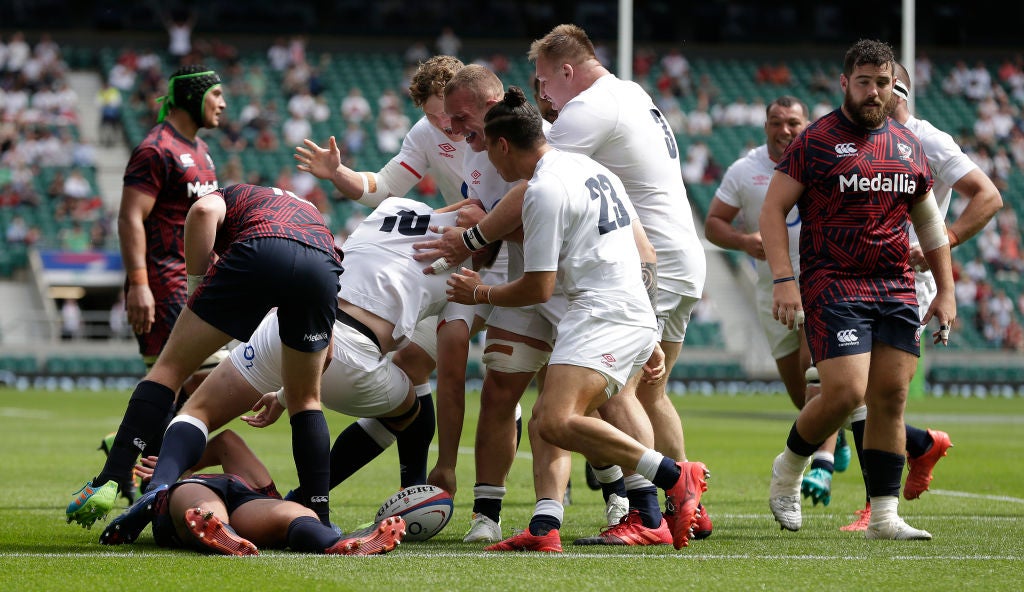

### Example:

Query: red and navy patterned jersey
xmin=212 ymin=184 xmax=341 ymax=263
xmin=776 ymin=109 xmax=932 ymax=308
xmin=123 ymin=122 xmax=219 ymax=297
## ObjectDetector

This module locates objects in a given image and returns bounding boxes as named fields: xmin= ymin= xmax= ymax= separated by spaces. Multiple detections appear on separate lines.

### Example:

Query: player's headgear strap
xmin=893 ymin=79 xmax=910 ymax=101
xmin=157 ymin=70 xmax=221 ymax=124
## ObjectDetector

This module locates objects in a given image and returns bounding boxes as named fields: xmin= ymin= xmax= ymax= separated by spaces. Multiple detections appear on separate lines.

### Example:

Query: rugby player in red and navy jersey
xmin=95 ymin=183 xmax=343 ymax=544
xmin=760 ymin=39 xmax=956 ymax=541
xmin=67 ymin=65 xmax=226 ymax=527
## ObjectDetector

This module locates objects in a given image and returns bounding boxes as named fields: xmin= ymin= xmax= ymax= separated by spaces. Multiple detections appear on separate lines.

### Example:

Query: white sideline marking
xmin=0 ymin=551 xmax=1019 ymax=561
xmin=929 ymin=489 xmax=1024 ymax=503
xmin=0 ymin=407 xmax=53 ymax=419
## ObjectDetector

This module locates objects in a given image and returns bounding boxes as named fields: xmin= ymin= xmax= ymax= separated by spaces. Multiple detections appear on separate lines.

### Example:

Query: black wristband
xmin=773 ymin=276 xmax=796 ymax=285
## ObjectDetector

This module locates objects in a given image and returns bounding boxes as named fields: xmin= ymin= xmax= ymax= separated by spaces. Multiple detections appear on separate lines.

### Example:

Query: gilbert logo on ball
xmin=375 ymin=485 xmax=453 ymax=542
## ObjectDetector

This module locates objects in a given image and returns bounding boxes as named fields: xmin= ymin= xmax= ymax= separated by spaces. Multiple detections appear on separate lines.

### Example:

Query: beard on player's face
xmin=844 ymin=89 xmax=890 ymax=128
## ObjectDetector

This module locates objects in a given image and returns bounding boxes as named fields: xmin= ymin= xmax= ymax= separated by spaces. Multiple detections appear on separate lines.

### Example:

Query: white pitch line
xmin=0 ymin=551 xmax=1019 ymax=561
xmin=929 ymin=489 xmax=1024 ymax=503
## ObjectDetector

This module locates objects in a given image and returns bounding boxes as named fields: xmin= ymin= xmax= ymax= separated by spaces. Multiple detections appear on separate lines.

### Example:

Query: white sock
xmin=534 ymin=498 xmax=563 ymax=523
xmin=634 ymin=449 xmax=665 ymax=482
xmin=869 ymin=495 xmax=898 ymax=525
xmin=592 ymin=464 xmax=623 ymax=484
xmin=781 ymin=447 xmax=812 ymax=474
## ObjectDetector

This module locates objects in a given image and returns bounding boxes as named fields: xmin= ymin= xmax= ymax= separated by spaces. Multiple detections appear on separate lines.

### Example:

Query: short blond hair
xmin=443 ymin=63 xmax=504 ymax=105
xmin=527 ymin=24 xmax=596 ymax=65
xmin=408 ymin=55 xmax=464 ymax=107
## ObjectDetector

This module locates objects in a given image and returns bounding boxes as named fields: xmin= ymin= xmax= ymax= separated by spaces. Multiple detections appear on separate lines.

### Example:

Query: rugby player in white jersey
xmin=295 ymin=55 xmax=490 ymax=494
xmin=433 ymin=65 xmax=563 ymax=543
xmin=447 ymin=87 xmax=708 ymax=551
xmin=538 ymin=23 xmax=714 ymax=540
xmin=831 ymin=63 xmax=1001 ymax=531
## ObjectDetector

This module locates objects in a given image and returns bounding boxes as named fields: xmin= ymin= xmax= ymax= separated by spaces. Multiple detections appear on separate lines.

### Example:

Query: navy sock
xmin=286 ymin=516 xmax=340 ymax=553
xmin=810 ymin=457 xmax=835 ymax=472
xmin=863 ymin=449 xmax=905 ymax=498
xmin=905 ymin=424 xmax=932 ymax=458
xmin=147 ymin=420 xmax=207 ymax=491
xmin=142 ymin=405 xmax=177 ymax=458
xmin=515 ymin=415 xmax=523 ymax=450
xmin=786 ymin=422 xmax=822 ymax=457
xmin=396 ymin=394 xmax=435 ymax=487
xmin=528 ymin=512 xmax=561 ymax=536
xmin=95 ymin=380 xmax=176 ymax=488
xmin=472 ymin=489 xmax=503 ymax=524
xmin=851 ymin=419 xmax=869 ymax=503
xmin=651 ymin=457 xmax=681 ymax=490
xmin=627 ymin=485 xmax=663 ymax=528
xmin=291 ymin=409 xmax=332 ymax=525
xmin=327 ymin=422 xmax=386 ymax=490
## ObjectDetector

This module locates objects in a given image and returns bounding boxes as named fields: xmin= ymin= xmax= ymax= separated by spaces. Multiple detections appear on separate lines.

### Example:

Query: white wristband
xmin=275 ymin=387 xmax=287 ymax=409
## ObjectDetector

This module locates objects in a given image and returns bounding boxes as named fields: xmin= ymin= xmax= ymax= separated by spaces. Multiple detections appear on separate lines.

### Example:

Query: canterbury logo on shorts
xmin=836 ymin=329 xmax=859 ymax=346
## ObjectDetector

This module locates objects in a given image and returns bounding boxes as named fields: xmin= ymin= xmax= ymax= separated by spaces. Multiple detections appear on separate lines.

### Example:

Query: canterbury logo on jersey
xmin=187 ymin=180 xmax=219 ymax=198
xmin=838 ymin=173 xmax=917 ymax=194
xmin=836 ymin=329 xmax=859 ymax=346
xmin=133 ymin=437 xmax=146 ymax=451
xmin=834 ymin=143 xmax=857 ymax=156
xmin=179 ymin=153 xmax=195 ymax=167
xmin=310 ymin=496 xmax=329 ymax=503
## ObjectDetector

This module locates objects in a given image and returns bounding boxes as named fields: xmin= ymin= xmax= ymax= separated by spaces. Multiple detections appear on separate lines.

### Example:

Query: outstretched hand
xmin=294 ymin=136 xmax=342 ymax=181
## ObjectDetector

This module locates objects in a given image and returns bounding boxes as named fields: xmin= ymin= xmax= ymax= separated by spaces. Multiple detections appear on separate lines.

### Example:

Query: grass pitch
xmin=1 ymin=385 xmax=1021 ymax=591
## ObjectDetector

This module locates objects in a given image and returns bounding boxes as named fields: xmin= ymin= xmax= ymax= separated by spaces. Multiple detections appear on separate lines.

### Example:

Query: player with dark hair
xmin=835 ymin=61 xmax=1002 ymax=531
xmin=763 ymin=39 xmax=956 ymax=540
xmin=67 ymin=65 xmax=226 ymax=525
xmin=92 ymin=182 xmax=343 ymax=539
xmin=705 ymin=96 xmax=852 ymax=507
xmin=122 ymin=430 xmax=406 ymax=556
xmin=447 ymin=87 xmax=707 ymax=552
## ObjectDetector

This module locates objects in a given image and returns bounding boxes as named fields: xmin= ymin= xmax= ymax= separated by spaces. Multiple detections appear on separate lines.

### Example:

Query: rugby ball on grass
xmin=375 ymin=484 xmax=453 ymax=542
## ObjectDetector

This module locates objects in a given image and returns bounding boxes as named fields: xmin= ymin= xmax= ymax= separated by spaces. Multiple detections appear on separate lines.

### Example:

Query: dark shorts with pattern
xmin=190 ymin=237 xmax=342 ymax=352
xmin=804 ymin=299 xmax=921 ymax=363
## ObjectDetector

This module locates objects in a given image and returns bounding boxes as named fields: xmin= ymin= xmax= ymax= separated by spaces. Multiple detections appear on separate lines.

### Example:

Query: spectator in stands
xmin=72 ymin=137 xmax=96 ymax=168
xmin=660 ymin=47 xmax=692 ymax=95
xmin=253 ymin=122 xmax=279 ymax=152
xmin=245 ymin=63 xmax=267 ymax=98
xmin=755 ymin=61 xmax=792 ymax=86
xmin=4 ymin=32 xmax=30 ymax=76
xmin=404 ymin=41 xmax=430 ymax=67
xmin=163 ymin=9 xmax=196 ymax=63
xmin=686 ymin=92 xmax=713 ymax=136
xmin=941 ymin=60 xmax=970 ymax=97
xmin=110 ymin=293 xmax=129 ymax=339
xmin=342 ymin=120 xmax=366 ymax=154
xmin=60 ymin=298 xmax=83 ymax=340
xmin=5 ymin=214 xmax=29 ymax=244
xmin=287 ymin=87 xmax=317 ymax=121
xmin=436 ymin=25 xmax=461 ymax=58
xmin=375 ymin=105 xmax=411 ymax=154
xmin=915 ymin=53 xmax=933 ymax=95
xmin=340 ymin=87 xmax=372 ymax=124
xmin=965 ymin=60 xmax=993 ymax=102
xmin=281 ymin=107 xmax=312 ymax=149
xmin=60 ymin=220 xmax=90 ymax=252
xmin=267 ymin=37 xmax=290 ymax=72
xmin=62 ymin=167 xmax=93 ymax=201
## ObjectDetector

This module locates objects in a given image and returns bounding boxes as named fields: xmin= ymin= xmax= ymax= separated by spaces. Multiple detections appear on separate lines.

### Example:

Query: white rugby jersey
xmin=903 ymin=115 xmax=979 ymax=240
xmin=548 ymin=74 xmax=706 ymax=298
xmin=338 ymin=197 xmax=460 ymax=348
xmin=716 ymin=145 xmax=801 ymax=288
xmin=379 ymin=116 xmax=468 ymax=206
xmin=523 ymin=149 xmax=656 ymax=329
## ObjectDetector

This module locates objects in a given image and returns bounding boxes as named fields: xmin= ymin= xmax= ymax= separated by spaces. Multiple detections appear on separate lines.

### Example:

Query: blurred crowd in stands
xmin=1 ymin=28 xmax=1023 ymax=350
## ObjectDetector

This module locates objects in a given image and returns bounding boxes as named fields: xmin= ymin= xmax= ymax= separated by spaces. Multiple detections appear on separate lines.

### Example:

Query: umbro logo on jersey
xmin=179 ymin=153 xmax=195 ymax=167
xmin=601 ymin=353 xmax=616 ymax=368
xmin=834 ymin=143 xmax=857 ymax=156
xmin=836 ymin=329 xmax=859 ymax=346
xmin=438 ymin=143 xmax=456 ymax=152
xmin=753 ymin=174 xmax=771 ymax=185
xmin=471 ymin=169 xmax=482 ymax=183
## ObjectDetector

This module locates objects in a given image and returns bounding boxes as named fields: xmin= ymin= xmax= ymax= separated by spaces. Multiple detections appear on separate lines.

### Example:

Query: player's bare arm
xmin=118 ymin=186 xmax=158 ymax=334
xmin=760 ymin=171 xmax=804 ymax=330
xmin=705 ymin=197 xmax=766 ymax=260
